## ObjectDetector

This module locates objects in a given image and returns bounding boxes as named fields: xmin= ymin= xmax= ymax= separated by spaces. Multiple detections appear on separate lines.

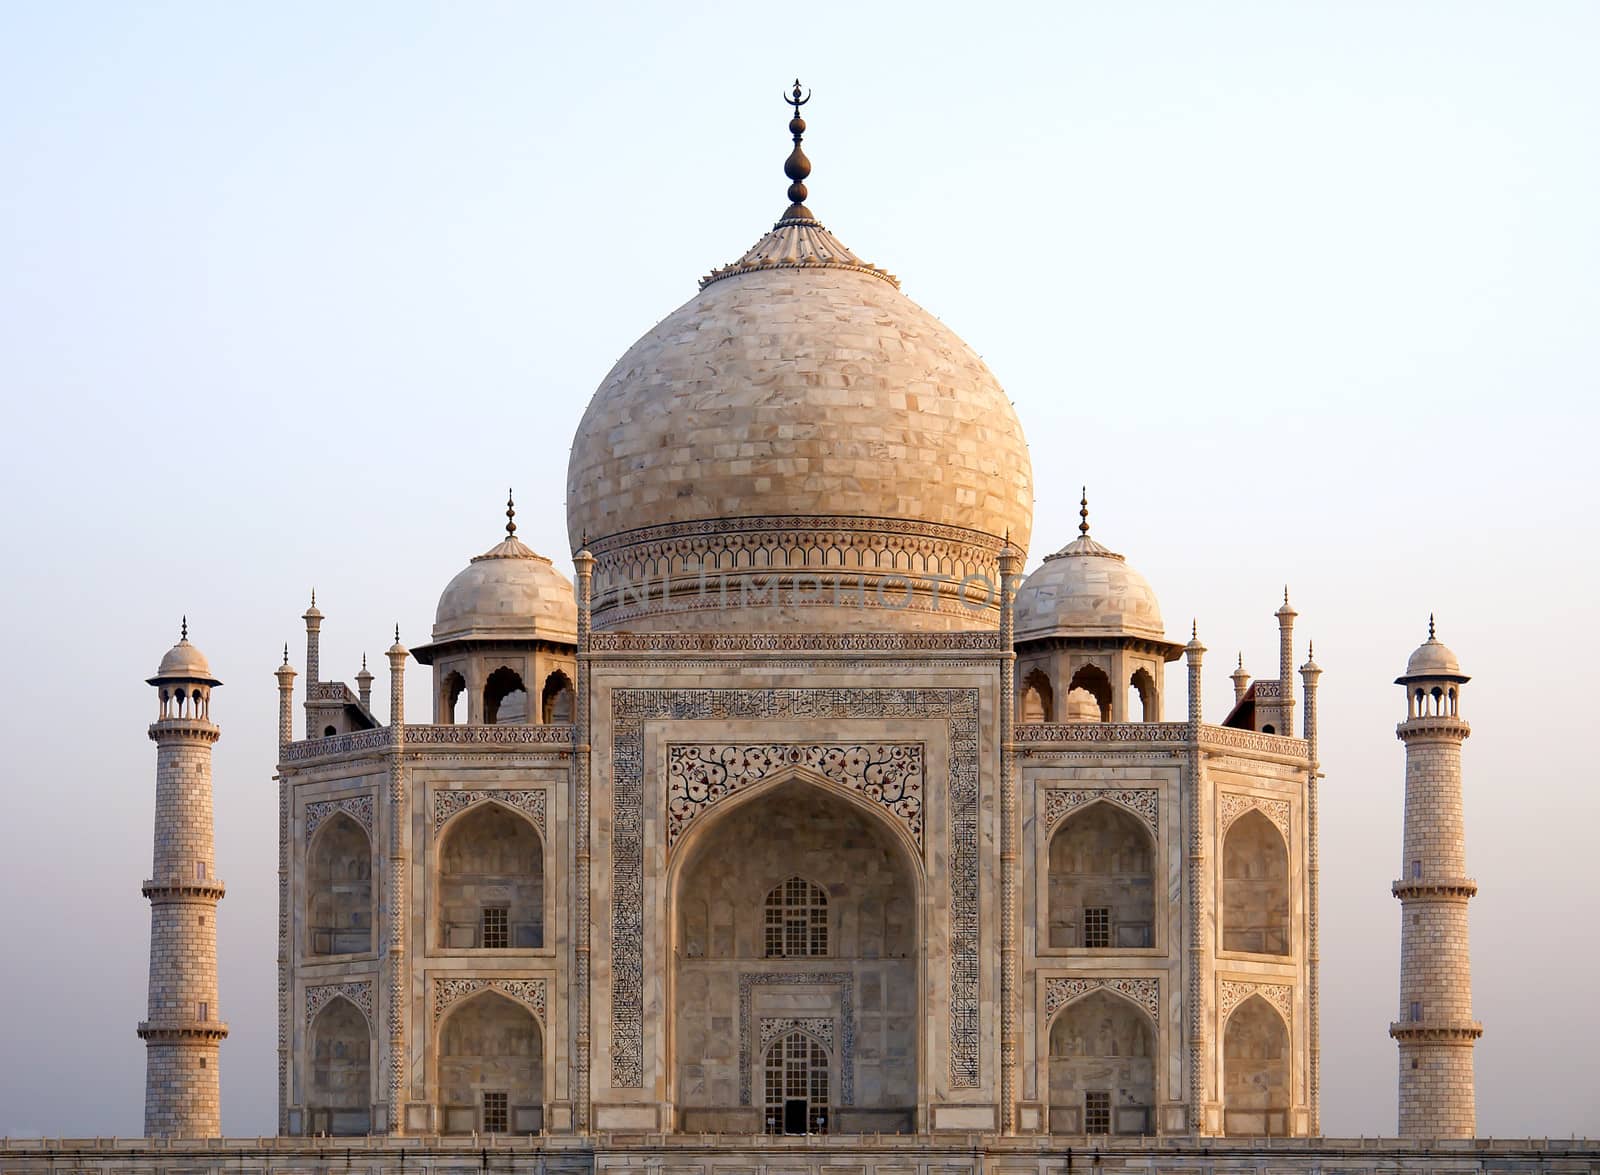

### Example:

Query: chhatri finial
xmin=394 ymin=623 xmax=400 ymax=643
xmin=505 ymin=488 xmax=517 ymax=539
xmin=1192 ymin=620 xmax=1198 ymax=640
xmin=782 ymin=78 xmax=814 ymax=221
xmin=1428 ymin=613 xmax=1436 ymax=640
xmin=180 ymin=615 xmax=188 ymax=641
xmin=1237 ymin=652 xmax=1244 ymax=669
xmin=362 ymin=653 xmax=368 ymax=671
xmin=311 ymin=588 xmax=316 ymax=607
xmin=282 ymin=643 xmax=289 ymax=666
xmin=1308 ymin=640 xmax=1316 ymax=659
xmin=1283 ymin=585 xmax=1290 ymax=606
xmin=1079 ymin=487 xmax=1090 ymax=537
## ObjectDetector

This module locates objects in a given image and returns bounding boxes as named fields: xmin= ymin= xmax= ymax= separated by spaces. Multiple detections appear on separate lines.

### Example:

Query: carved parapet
xmin=136 ymin=1019 xmax=230 ymax=1042
xmin=1392 ymin=876 xmax=1478 ymax=900
xmin=1389 ymin=1020 xmax=1484 ymax=1043
xmin=142 ymin=878 xmax=227 ymax=901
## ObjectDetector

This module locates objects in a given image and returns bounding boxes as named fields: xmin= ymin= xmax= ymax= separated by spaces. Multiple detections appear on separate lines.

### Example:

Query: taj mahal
xmin=7 ymin=84 xmax=1594 ymax=1175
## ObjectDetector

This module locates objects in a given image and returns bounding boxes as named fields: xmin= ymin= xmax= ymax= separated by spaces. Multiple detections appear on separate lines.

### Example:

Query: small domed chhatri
xmin=1014 ymin=491 xmax=1166 ymax=643
xmin=432 ymin=491 xmax=577 ymax=645
xmin=149 ymin=616 xmax=221 ymax=686
xmin=566 ymin=83 xmax=1032 ymax=632
xmin=1397 ymin=614 xmax=1469 ymax=683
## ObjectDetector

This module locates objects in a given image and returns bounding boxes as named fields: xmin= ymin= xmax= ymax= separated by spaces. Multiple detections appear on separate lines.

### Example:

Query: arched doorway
xmin=670 ymin=776 xmax=919 ymax=1134
xmin=1047 ymin=989 xmax=1155 ymax=1135
xmin=1223 ymin=994 xmax=1290 ymax=1135
xmin=307 ymin=996 xmax=371 ymax=1135
xmin=437 ymin=991 xmax=543 ymax=1134
xmin=437 ymin=803 xmax=544 ymax=950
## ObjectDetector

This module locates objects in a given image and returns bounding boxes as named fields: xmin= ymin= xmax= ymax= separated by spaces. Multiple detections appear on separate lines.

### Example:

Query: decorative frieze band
xmin=1219 ymin=979 xmax=1293 ymax=1024
xmin=1016 ymin=722 xmax=1187 ymax=745
xmin=304 ymin=794 xmax=374 ymax=840
xmin=407 ymin=724 xmax=574 ymax=746
xmin=1043 ymin=976 xmax=1161 ymax=1025
xmin=589 ymin=630 xmax=1004 ymax=653
xmin=305 ymin=980 xmax=374 ymax=1026
xmin=1042 ymin=787 xmax=1159 ymax=836
xmin=432 ymin=787 xmax=547 ymax=836
xmin=430 ymin=977 xmax=548 ymax=1025
xmin=667 ymin=743 xmax=923 ymax=849
xmin=283 ymin=728 xmax=389 ymax=762
xmin=1218 ymin=791 xmax=1292 ymax=839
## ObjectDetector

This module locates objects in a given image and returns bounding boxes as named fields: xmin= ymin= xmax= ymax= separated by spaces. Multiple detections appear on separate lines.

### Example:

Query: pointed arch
xmin=1020 ymin=668 xmax=1054 ymax=723
xmin=1067 ymin=664 xmax=1113 ymax=722
xmin=307 ymin=995 xmax=372 ymax=1135
xmin=1129 ymin=667 xmax=1158 ymax=722
xmin=1222 ymin=808 xmax=1290 ymax=956
xmin=307 ymin=812 xmax=372 ymax=956
xmin=436 ymin=800 xmax=544 ymax=950
xmin=1047 ymin=986 xmax=1155 ymax=1134
xmin=484 ymin=665 xmax=528 ymax=724
xmin=1047 ymin=799 xmax=1155 ymax=950
xmin=1223 ymin=993 xmax=1290 ymax=1136
xmin=762 ymin=1027 xmax=833 ymax=1134
xmin=436 ymin=989 xmax=544 ymax=1135
xmin=541 ymin=669 xmax=574 ymax=723
xmin=441 ymin=670 xmax=466 ymax=724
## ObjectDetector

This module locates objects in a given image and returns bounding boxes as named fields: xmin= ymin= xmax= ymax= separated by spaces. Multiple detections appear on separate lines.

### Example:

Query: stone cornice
xmin=1396 ymin=716 xmax=1472 ymax=741
xmin=147 ymin=719 xmax=219 ymax=745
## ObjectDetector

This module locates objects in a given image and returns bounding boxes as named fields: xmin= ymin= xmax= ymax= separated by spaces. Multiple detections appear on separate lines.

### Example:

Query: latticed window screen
xmin=763 ymin=1031 xmax=830 ymax=1133
xmin=481 ymin=906 xmax=509 ymax=949
xmin=481 ymin=1090 xmax=508 ymax=1133
xmin=764 ymin=877 xmax=828 ymax=957
xmin=1083 ymin=906 xmax=1111 ymax=949
xmin=1084 ymin=1090 xmax=1111 ymax=1134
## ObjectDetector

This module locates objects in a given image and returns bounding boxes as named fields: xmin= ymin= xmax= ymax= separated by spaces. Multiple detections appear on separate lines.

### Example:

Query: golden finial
xmin=394 ymin=623 xmax=400 ymax=643
xmin=180 ymin=615 xmax=188 ymax=641
xmin=1428 ymin=613 xmax=1436 ymax=640
xmin=1192 ymin=620 xmax=1198 ymax=640
xmin=783 ymin=78 xmax=814 ymax=221
xmin=506 ymin=488 xmax=517 ymax=539
xmin=1079 ymin=487 xmax=1090 ymax=538
xmin=282 ymin=643 xmax=289 ymax=665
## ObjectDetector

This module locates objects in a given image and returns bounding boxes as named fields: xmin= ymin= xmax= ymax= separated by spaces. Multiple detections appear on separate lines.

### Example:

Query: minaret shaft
xmin=1391 ymin=627 xmax=1479 ymax=1139
xmin=141 ymin=635 xmax=227 ymax=1139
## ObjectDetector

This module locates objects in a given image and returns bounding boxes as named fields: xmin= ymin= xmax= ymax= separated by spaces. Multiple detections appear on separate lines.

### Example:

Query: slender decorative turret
xmin=1391 ymin=617 xmax=1480 ymax=1137
xmin=139 ymin=621 xmax=227 ymax=1137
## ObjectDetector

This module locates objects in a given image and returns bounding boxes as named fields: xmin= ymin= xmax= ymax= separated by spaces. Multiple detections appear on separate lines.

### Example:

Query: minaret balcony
xmin=147 ymin=717 xmax=221 ymax=743
xmin=1388 ymin=1019 xmax=1484 ymax=1043
xmin=1391 ymin=876 xmax=1478 ymax=900
xmin=136 ymin=1019 xmax=230 ymax=1042
xmin=142 ymin=877 xmax=227 ymax=901
xmin=1395 ymin=715 xmax=1471 ymax=740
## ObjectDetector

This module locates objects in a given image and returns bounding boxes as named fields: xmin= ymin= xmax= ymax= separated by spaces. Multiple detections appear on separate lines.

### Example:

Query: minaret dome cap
xmin=148 ymin=623 xmax=222 ymax=687
xmin=1396 ymin=618 xmax=1469 ymax=685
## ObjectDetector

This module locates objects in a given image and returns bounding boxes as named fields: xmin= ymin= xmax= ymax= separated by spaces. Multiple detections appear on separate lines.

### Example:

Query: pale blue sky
xmin=1 ymin=0 xmax=1596 ymax=1138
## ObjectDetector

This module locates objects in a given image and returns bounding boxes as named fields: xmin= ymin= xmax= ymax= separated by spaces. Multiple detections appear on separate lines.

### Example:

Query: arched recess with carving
xmin=306 ymin=996 xmax=372 ymax=1135
xmin=307 ymin=813 xmax=372 ymax=956
xmin=762 ymin=1027 xmax=834 ymax=1135
xmin=1221 ymin=808 xmax=1290 ymax=955
xmin=435 ymin=990 xmax=544 ymax=1135
xmin=1046 ymin=987 xmax=1156 ymax=1135
xmin=1223 ymin=994 xmax=1290 ymax=1135
xmin=1047 ymin=800 xmax=1155 ymax=950
xmin=668 ymin=770 xmax=923 ymax=1134
xmin=436 ymin=802 xmax=544 ymax=951
xmin=1019 ymin=668 xmax=1053 ymax=723
xmin=1067 ymin=664 xmax=1113 ymax=722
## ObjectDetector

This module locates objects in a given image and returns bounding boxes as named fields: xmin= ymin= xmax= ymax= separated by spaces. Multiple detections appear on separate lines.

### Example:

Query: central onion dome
xmin=565 ymin=85 xmax=1032 ymax=632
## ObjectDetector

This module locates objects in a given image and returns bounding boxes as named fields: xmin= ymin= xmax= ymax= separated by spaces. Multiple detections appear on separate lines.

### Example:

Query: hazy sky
xmin=1 ymin=0 xmax=1596 ymax=1140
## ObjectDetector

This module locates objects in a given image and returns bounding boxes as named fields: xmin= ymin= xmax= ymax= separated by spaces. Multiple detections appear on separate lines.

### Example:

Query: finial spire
xmin=394 ymin=623 xmax=400 ymax=643
xmin=1079 ymin=487 xmax=1090 ymax=537
xmin=1428 ymin=613 xmax=1436 ymax=640
xmin=1284 ymin=585 xmax=1290 ymax=605
xmin=362 ymin=653 xmax=368 ymax=671
xmin=782 ymin=79 xmax=814 ymax=221
xmin=282 ymin=643 xmax=289 ymax=666
xmin=1238 ymin=652 xmax=1244 ymax=669
xmin=505 ymin=488 xmax=517 ymax=539
xmin=311 ymin=588 xmax=316 ymax=607
xmin=181 ymin=615 xmax=188 ymax=641
xmin=1192 ymin=620 xmax=1198 ymax=639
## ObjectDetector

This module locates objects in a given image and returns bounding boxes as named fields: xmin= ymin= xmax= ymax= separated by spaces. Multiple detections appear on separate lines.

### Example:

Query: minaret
xmin=1231 ymin=654 xmax=1251 ymax=705
xmin=1390 ymin=616 xmax=1480 ymax=1137
xmin=139 ymin=620 xmax=228 ymax=1137
xmin=1276 ymin=588 xmax=1297 ymax=726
